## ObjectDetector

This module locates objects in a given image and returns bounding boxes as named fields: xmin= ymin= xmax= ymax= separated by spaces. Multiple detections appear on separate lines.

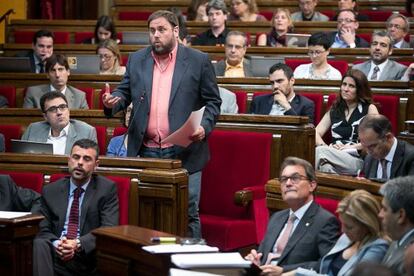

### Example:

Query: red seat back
xmin=200 ymin=130 xmax=272 ymax=218
xmin=14 ymin=31 xmax=70 ymax=44
xmin=359 ymin=10 xmax=393 ymax=21
xmin=0 ymin=85 xmax=16 ymax=107
xmin=315 ymin=197 xmax=339 ymax=219
xmin=118 ymin=11 xmax=153 ymax=20
xmin=0 ymin=171 xmax=44 ymax=193
xmin=258 ymin=10 xmax=273 ymax=20
xmin=300 ymin=92 xmax=324 ymax=125
xmin=372 ymin=95 xmax=399 ymax=135
xmin=75 ymin=32 xmax=94 ymax=44
xmin=357 ymin=33 xmax=372 ymax=44
xmin=0 ymin=125 xmax=22 ymax=152
xmin=94 ymin=126 xmax=107 ymax=155
xmin=286 ymin=59 xmax=348 ymax=77
xmin=233 ymin=91 xmax=248 ymax=113
xmin=113 ymin=127 xmax=128 ymax=137
xmin=76 ymin=87 xmax=94 ymax=109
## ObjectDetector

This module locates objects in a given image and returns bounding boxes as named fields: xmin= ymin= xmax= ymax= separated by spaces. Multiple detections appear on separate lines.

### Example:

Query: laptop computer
xmin=0 ymin=57 xmax=32 ymax=73
xmin=66 ymin=55 xmax=100 ymax=74
xmin=11 ymin=139 xmax=54 ymax=154
xmin=249 ymin=56 xmax=285 ymax=77
xmin=285 ymin=33 xmax=311 ymax=47
xmin=122 ymin=31 xmax=150 ymax=45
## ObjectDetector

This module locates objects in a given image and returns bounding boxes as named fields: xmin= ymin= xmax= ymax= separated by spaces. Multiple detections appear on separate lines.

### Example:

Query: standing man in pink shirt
xmin=102 ymin=10 xmax=221 ymax=238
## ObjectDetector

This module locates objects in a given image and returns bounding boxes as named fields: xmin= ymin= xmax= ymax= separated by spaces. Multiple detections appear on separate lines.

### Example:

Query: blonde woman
xmin=228 ymin=0 xmax=267 ymax=22
xmin=257 ymin=8 xmax=293 ymax=46
xmin=96 ymin=39 xmax=126 ymax=75
xmin=288 ymin=190 xmax=389 ymax=276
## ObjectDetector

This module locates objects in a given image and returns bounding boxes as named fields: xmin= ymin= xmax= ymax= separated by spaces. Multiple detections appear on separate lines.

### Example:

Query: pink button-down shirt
xmin=144 ymin=45 xmax=178 ymax=148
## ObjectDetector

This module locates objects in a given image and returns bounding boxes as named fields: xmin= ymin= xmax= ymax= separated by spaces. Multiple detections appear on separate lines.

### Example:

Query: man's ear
xmin=397 ymin=208 xmax=407 ymax=225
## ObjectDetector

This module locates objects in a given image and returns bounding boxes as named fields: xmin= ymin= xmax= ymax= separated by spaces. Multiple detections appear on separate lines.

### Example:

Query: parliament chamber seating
xmin=0 ymin=124 xmax=22 ymax=152
xmin=74 ymin=32 xmax=93 ymax=44
xmin=0 ymin=85 xmax=16 ymax=107
xmin=0 ymin=170 xmax=44 ymax=193
xmin=200 ymin=129 xmax=272 ymax=251
xmin=118 ymin=11 xmax=154 ymax=20
xmin=14 ymin=30 xmax=70 ymax=44
xmin=113 ymin=126 xmax=128 ymax=137
xmin=315 ymin=197 xmax=340 ymax=219
xmin=77 ymin=86 xmax=95 ymax=108
xmin=94 ymin=126 xmax=107 ymax=155
xmin=233 ymin=90 xmax=248 ymax=113
xmin=285 ymin=59 xmax=349 ymax=76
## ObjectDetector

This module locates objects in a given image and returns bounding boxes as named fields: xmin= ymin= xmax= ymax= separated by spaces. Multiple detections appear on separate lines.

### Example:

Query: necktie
xmin=66 ymin=187 xmax=84 ymax=239
xmin=38 ymin=62 xmax=44 ymax=73
xmin=381 ymin=159 xmax=388 ymax=179
xmin=371 ymin=66 xmax=380 ymax=80
xmin=275 ymin=213 xmax=297 ymax=256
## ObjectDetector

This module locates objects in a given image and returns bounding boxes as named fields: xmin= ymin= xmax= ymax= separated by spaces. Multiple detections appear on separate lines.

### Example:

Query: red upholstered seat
xmin=75 ymin=32 xmax=93 ymax=44
xmin=0 ymin=171 xmax=44 ymax=193
xmin=357 ymin=33 xmax=372 ymax=44
xmin=359 ymin=10 xmax=393 ymax=21
xmin=14 ymin=31 xmax=70 ymax=44
xmin=118 ymin=11 xmax=153 ymax=20
xmin=200 ymin=130 xmax=272 ymax=251
xmin=233 ymin=91 xmax=248 ymax=113
xmin=320 ymin=10 xmax=336 ymax=20
xmin=285 ymin=59 xmax=348 ymax=76
xmin=300 ymin=92 xmax=324 ymax=125
xmin=94 ymin=126 xmax=107 ymax=155
xmin=76 ymin=87 xmax=94 ymax=109
xmin=0 ymin=85 xmax=16 ymax=107
xmin=0 ymin=125 xmax=22 ymax=152
xmin=49 ymin=174 xmax=130 ymax=224
xmin=121 ymin=55 xmax=129 ymax=66
xmin=258 ymin=11 xmax=273 ymax=20
xmin=113 ymin=127 xmax=128 ymax=137
xmin=315 ymin=197 xmax=339 ymax=219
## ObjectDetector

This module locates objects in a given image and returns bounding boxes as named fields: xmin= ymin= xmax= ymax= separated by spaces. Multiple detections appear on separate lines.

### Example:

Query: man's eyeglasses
xmin=279 ymin=173 xmax=309 ymax=185
xmin=387 ymin=24 xmax=404 ymax=30
xmin=45 ymin=104 xmax=68 ymax=113
xmin=337 ymin=19 xmax=356 ymax=24
xmin=308 ymin=50 xmax=325 ymax=56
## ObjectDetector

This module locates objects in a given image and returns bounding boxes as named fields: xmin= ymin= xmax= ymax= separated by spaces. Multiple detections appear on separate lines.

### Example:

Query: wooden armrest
xmin=234 ymin=190 xmax=253 ymax=207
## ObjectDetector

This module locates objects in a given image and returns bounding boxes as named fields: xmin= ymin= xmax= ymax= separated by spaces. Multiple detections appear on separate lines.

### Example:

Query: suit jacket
xmin=37 ymin=174 xmax=119 ymax=255
xmin=21 ymin=119 xmax=97 ymax=155
xmin=104 ymin=44 xmax=221 ymax=173
xmin=363 ymin=139 xmax=414 ymax=179
xmin=0 ymin=95 xmax=9 ymax=108
xmin=219 ymin=87 xmax=238 ymax=114
xmin=395 ymin=40 xmax=411 ymax=49
xmin=0 ymin=174 xmax=41 ymax=213
xmin=327 ymin=32 xmax=370 ymax=48
xmin=250 ymin=93 xmax=315 ymax=124
xmin=0 ymin=134 xmax=4 ymax=152
xmin=382 ymin=229 xmax=414 ymax=275
xmin=23 ymin=84 xmax=89 ymax=109
xmin=214 ymin=58 xmax=254 ymax=77
xmin=352 ymin=60 xmax=407 ymax=81
xmin=15 ymin=50 xmax=37 ymax=73
xmin=258 ymin=201 xmax=340 ymax=271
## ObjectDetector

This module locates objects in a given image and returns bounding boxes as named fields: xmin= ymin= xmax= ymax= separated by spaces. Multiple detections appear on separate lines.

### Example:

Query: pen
xmin=151 ymin=237 xmax=176 ymax=243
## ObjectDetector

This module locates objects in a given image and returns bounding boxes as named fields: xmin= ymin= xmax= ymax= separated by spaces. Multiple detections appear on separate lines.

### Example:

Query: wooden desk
xmin=265 ymin=172 xmax=382 ymax=213
xmin=93 ymin=225 xmax=176 ymax=276
xmin=0 ymin=214 xmax=44 ymax=276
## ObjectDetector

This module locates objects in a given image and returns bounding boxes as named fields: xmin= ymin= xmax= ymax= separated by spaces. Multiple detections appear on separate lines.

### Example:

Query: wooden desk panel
xmin=0 ymin=214 xmax=44 ymax=276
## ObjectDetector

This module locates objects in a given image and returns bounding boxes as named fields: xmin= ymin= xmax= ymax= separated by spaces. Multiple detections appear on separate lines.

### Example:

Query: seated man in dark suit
xmin=33 ymin=139 xmax=119 ymax=276
xmin=379 ymin=175 xmax=414 ymax=275
xmin=23 ymin=54 xmax=89 ymax=109
xmin=22 ymin=91 xmax=96 ymax=155
xmin=328 ymin=9 xmax=369 ymax=49
xmin=214 ymin=30 xmax=253 ymax=77
xmin=250 ymin=63 xmax=315 ymax=124
xmin=0 ymin=174 xmax=41 ymax=212
xmin=359 ymin=114 xmax=414 ymax=180
xmin=245 ymin=157 xmax=340 ymax=275
xmin=353 ymin=31 xmax=407 ymax=81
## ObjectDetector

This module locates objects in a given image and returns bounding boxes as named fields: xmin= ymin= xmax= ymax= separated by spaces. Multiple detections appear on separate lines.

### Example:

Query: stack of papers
xmin=142 ymin=244 xmax=219 ymax=254
xmin=171 ymin=252 xmax=251 ymax=269
xmin=169 ymin=268 xmax=223 ymax=276
xmin=0 ymin=211 xmax=31 ymax=219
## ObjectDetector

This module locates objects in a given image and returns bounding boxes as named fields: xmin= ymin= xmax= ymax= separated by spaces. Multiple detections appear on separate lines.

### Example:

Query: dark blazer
xmin=0 ymin=174 xmax=41 ymax=213
xmin=363 ymin=139 xmax=414 ymax=179
xmin=250 ymin=94 xmax=315 ymax=124
xmin=327 ymin=32 xmax=370 ymax=48
xmin=15 ymin=50 xmax=37 ymax=73
xmin=214 ymin=58 xmax=254 ymax=77
xmin=382 ymin=230 xmax=414 ymax=275
xmin=37 ymin=175 xmax=119 ymax=254
xmin=0 ymin=95 xmax=8 ymax=108
xmin=104 ymin=44 xmax=221 ymax=173
xmin=258 ymin=201 xmax=340 ymax=271
xmin=0 ymin=133 xmax=4 ymax=152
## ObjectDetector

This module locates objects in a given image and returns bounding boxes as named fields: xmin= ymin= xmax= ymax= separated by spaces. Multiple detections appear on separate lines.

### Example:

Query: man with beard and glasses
xmin=353 ymin=31 xmax=407 ymax=81
xmin=33 ymin=139 xmax=119 ymax=275
xmin=102 ymin=10 xmax=221 ymax=238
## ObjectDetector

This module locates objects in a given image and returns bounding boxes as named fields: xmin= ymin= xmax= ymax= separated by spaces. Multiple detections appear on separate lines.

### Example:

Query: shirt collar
xmin=50 ymin=84 xmax=67 ymax=94
xmin=48 ymin=122 xmax=70 ymax=139
xmin=225 ymin=58 xmax=244 ymax=70
xmin=399 ymin=228 xmax=414 ymax=247
xmin=394 ymin=39 xmax=404 ymax=48
xmin=151 ymin=42 xmax=178 ymax=66
xmin=384 ymin=137 xmax=397 ymax=163
xmin=370 ymin=59 xmax=389 ymax=72
xmin=69 ymin=177 xmax=90 ymax=195
xmin=289 ymin=200 xmax=313 ymax=221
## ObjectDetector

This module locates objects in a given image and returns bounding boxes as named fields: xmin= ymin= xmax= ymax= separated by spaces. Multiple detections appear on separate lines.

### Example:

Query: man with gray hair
xmin=379 ymin=175 xmax=414 ymax=275
xmin=386 ymin=13 xmax=410 ymax=49
xmin=353 ymin=30 xmax=407 ymax=80
xmin=192 ymin=0 xmax=229 ymax=45
xmin=214 ymin=31 xmax=253 ymax=77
